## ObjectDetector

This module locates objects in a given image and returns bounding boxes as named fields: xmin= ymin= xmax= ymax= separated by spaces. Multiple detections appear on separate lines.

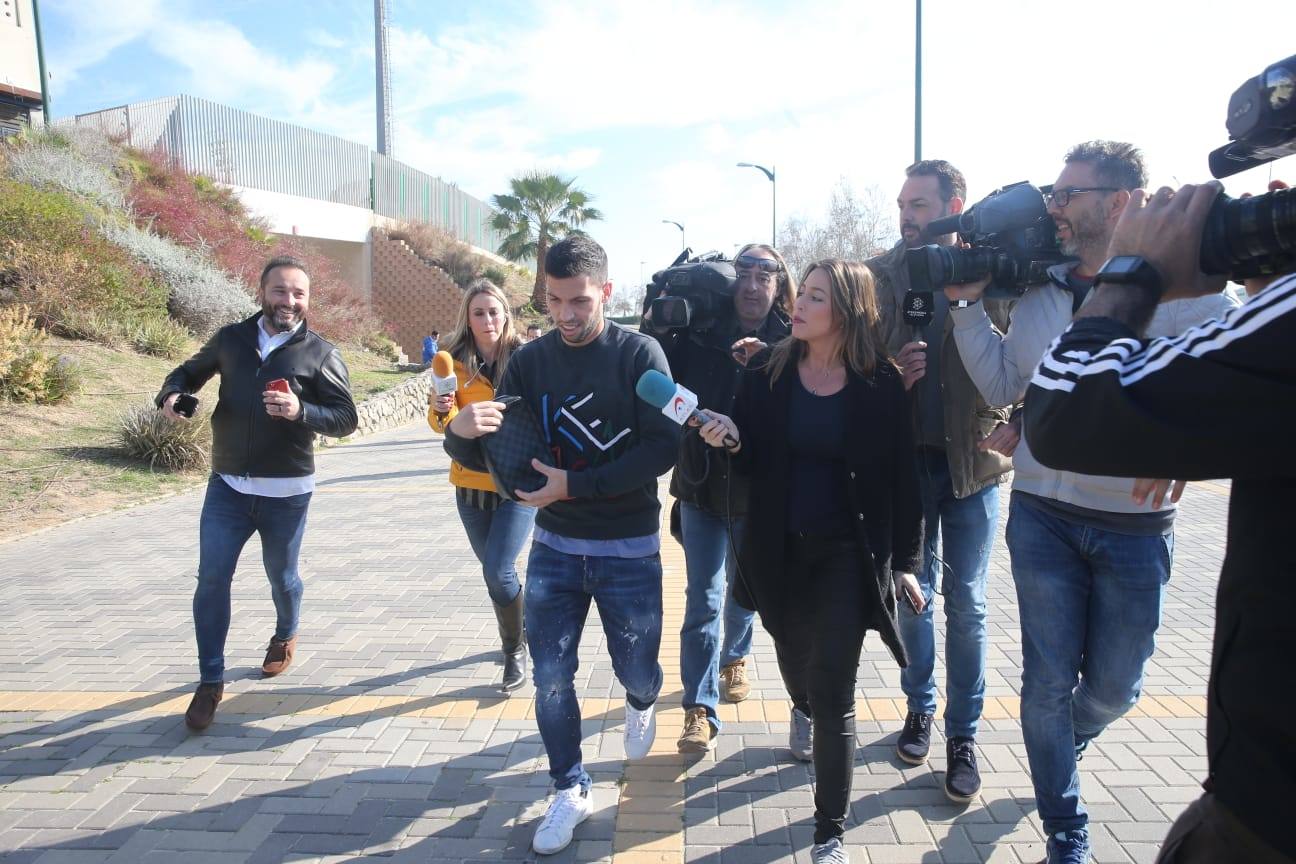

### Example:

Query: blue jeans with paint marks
xmin=525 ymin=540 xmax=664 ymax=791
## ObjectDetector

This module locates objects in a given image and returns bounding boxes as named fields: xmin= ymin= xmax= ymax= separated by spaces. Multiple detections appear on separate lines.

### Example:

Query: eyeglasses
xmin=1045 ymin=186 xmax=1120 ymax=208
xmin=735 ymin=254 xmax=781 ymax=273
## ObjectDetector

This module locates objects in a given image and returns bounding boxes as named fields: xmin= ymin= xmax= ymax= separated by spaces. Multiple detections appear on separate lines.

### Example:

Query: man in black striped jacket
xmin=1025 ymin=180 xmax=1295 ymax=864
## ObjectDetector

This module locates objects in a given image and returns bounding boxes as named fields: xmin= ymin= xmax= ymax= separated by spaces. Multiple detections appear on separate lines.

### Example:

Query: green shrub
xmin=51 ymin=307 xmax=128 ymax=346
xmin=128 ymin=315 xmax=193 ymax=360
xmin=360 ymin=330 xmax=401 ymax=362
xmin=0 ymin=304 xmax=75 ymax=404
xmin=4 ymin=130 xmax=126 ymax=211
xmin=0 ymin=181 xmax=170 ymax=327
xmin=42 ymin=355 xmax=83 ymax=403
xmin=118 ymin=402 xmax=211 ymax=471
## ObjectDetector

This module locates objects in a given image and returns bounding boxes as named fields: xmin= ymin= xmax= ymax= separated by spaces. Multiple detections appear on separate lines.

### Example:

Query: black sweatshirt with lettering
xmin=445 ymin=322 xmax=680 ymax=541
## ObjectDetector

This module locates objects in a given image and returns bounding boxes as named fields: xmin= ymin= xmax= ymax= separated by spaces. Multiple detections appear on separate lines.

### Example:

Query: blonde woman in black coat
xmin=696 ymin=258 xmax=923 ymax=864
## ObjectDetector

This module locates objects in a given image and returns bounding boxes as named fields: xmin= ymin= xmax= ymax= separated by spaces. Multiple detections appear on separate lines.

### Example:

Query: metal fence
xmin=64 ymin=95 xmax=505 ymax=251
xmin=372 ymin=153 xmax=504 ymax=251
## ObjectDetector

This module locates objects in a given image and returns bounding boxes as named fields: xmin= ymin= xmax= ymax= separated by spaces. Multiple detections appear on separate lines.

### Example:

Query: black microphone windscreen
xmin=903 ymin=289 xmax=934 ymax=328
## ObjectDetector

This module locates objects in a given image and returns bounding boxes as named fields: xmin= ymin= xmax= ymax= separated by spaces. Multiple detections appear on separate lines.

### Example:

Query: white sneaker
xmin=532 ymin=784 xmax=594 ymax=855
xmin=624 ymin=699 xmax=656 ymax=760
xmin=812 ymin=837 xmax=850 ymax=863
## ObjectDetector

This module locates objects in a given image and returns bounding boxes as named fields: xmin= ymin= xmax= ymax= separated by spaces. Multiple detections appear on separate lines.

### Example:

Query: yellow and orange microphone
xmin=430 ymin=351 xmax=458 ymax=408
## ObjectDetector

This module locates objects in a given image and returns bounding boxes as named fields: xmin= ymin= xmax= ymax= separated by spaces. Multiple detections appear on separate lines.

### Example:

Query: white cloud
xmin=306 ymin=28 xmax=347 ymax=50
xmin=148 ymin=20 xmax=338 ymax=118
xmin=45 ymin=0 xmax=166 ymax=90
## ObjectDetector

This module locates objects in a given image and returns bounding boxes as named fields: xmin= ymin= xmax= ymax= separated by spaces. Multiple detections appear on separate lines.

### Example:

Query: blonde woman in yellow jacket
xmin=429 ymin=279 xmax=535 ymax=692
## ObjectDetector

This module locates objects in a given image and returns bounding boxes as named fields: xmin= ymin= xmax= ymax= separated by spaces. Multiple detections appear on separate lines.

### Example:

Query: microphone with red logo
xmin=635 ymin=369 xmax=738 ymax=449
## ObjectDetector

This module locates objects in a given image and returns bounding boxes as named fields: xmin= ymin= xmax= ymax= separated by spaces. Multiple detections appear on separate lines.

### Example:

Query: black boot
xmin=494 ymin=593 xmax=527 ymax=693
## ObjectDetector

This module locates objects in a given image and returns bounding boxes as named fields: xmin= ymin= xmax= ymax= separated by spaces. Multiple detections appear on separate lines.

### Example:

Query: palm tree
xmin=490 ymin=172 xmax=603 ymax=311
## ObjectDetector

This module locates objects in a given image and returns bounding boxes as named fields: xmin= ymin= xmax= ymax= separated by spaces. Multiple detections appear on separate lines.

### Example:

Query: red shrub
xmin=124 ymin=148 xmax=389 ymax=343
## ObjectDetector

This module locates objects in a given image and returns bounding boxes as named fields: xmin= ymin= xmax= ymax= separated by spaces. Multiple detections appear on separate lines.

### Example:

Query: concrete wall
xmin=370 ymin=235 xmax=465 ymax=360
xmin=270 ymin=234 xmax=371 ymax=303
xmin=231 ymin=185 xmax=375 ymax=243
xmin=319 ymin=369 xmax=435 ymax=445
xmin=0 ymin=0 xmax=41 ymax=97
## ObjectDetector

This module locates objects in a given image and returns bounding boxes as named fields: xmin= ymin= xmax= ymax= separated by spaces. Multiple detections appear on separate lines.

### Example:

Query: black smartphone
xmin=174 ymin=393 xmax=199 ymax=418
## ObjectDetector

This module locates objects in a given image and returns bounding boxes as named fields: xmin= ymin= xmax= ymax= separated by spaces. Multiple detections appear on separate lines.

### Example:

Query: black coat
xmin=645 ymin=308 xmax=791 ymax=517
xmin=156 ymin=314 xmax=358 ymax=477
xmin=728 ymin=354 xmax=923 ymax=665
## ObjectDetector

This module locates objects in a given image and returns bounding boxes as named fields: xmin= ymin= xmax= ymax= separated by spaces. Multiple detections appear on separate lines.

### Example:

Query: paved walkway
xmin=0 ymin=420 xmax=1227 ymax=863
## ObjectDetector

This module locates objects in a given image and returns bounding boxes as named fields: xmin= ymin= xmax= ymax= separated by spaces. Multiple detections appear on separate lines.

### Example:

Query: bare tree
xmin=606 ymin=282 xmax=643 ymax=319
xmin=779 ymin=178 xmax=898 ymax=276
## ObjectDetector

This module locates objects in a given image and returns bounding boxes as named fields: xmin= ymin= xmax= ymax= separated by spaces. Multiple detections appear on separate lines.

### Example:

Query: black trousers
xmin=1155 ymin=794 xmax=1294 ymax=864
xmin=773 ymin=533 xmax=871 ymax=844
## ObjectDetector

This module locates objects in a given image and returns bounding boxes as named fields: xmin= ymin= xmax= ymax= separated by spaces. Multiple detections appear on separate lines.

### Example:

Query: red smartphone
xmin=266 ymin=378 xmax=290 ymax=394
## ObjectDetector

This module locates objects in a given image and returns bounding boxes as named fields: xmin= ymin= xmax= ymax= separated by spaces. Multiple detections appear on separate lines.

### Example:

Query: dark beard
xmin=265 ymin=307 xmax=297 ymax=332
xmin=559 ymin=308 xmax=604 ymax=345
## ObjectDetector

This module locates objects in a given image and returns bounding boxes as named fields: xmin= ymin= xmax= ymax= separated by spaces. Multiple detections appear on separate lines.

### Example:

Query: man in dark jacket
xmin=156 ymin=256 xmax=357 ymax=732
xmin=1024 ymin=180 xmax=1296 ymax=864
xmin=642 ymin=244 xmax=793 ymax=754
xmin=866 ymin=160 xmax=1013 ymax=803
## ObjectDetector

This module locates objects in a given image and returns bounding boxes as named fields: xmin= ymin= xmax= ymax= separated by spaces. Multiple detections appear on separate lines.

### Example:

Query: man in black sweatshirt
xmin=1023 ymin=180 xmax=1296 ymax=864
xmin=444 ymin=235 xmax=680 ymax=857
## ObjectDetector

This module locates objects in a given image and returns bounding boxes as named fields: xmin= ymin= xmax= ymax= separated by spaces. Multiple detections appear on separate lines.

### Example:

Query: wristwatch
xmin=1093 ymin=255 xmax=1164 ymax=296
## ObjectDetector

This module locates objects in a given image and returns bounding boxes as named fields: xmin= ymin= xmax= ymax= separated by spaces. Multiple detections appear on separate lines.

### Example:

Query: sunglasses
xmin=735 ymin=254 xmax=782 ymax=273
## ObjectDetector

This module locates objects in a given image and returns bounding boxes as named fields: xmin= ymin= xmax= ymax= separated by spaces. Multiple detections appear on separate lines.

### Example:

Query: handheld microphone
xmin=430 ymin=351 xmax=458 ymax=397
xmin=635 ymin=369 xmax=738 ymax=449
xmin=903 ymin=288 xmax=934 ymax=329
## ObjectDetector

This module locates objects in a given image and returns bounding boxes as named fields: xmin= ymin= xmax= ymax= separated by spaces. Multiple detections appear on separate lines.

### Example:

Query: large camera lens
xmin=910 ymin=245 xmax=998 ymax=289
xmin=1200 ymin=187 xmax=1296 ymax=278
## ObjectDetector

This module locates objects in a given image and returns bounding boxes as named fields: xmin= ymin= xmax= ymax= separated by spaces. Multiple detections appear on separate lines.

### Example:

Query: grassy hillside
xmin=0 ymin=338 xmax=408 ymax=541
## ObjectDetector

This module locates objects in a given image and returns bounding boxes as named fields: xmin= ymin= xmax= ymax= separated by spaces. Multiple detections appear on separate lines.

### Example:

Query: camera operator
xmin=944 ymin=142 xmax=1235 ymax=864
xmin=1024 ymin=179 xmax=1296 ymax=864
xmin=642 ymin=244 xmax=793 ymax=754
xmin=865 ymin=160 xmax=1013 ymax=803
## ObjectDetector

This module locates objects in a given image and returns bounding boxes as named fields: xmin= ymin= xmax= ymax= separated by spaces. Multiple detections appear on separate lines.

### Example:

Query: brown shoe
xmin=261 ymin=636 xmax=297 ymax=678
xmin=720 ymin=659 xmax=750 ymax=703
xmin=677 ymin=707 xmax=716 ymax=753
xmin=185 ymin=683 xmax=223 ymax=731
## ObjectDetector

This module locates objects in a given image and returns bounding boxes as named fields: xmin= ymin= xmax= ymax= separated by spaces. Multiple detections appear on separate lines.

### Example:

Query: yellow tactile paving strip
xmin=0 ymin=690 xmax=1209 ymax=720
xmin=0 ymin=498 xmax=1209 ymax=862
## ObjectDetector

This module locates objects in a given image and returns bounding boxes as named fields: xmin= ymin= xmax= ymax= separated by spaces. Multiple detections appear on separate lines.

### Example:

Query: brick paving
xmin=0 ymin=420 xmax=1228 ymax=863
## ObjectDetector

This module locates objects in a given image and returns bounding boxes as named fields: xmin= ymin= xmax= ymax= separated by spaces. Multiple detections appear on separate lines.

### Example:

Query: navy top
xmin=786 ymin=374 xmax=850 ymax=535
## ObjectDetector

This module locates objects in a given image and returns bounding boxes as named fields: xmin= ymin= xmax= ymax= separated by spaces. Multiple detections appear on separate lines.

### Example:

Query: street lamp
xmin=662 ymin=219 xmax=685 ymax=251
xmin=737 ymin=162 xmax=776 ymax=246
xmin=915 ymin=0 xmax=922 ymax=162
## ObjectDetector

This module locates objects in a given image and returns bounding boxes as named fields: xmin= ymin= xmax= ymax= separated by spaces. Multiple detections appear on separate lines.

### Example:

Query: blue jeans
xmin=1006 ymin=493 xmax=1173 ymax=835
xmin=679 ymin=502 xmax=756 ymax=729
xmin=525 ymin=541 xmax=664 ymax=791
xmin=194 ymin=476 xmax=312 ymax=684
xmin=897 ymin=450 xmax=999 ymax=738
xmin=455 ymin=496 xmax=536 ymax=607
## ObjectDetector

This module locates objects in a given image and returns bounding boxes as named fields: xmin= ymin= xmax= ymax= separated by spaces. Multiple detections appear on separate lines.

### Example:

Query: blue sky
xmin=41 ymin=0 xmax=1295 ymax=293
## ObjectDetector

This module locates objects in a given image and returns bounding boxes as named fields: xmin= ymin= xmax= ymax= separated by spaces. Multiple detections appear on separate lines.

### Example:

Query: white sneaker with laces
xmin=624 ymin=699 xmax=656 ymax=760
xmin=532 ymin=784 xmax=594 ymax=855
xmin=812 ymin=837 xmax=850 ymax=863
